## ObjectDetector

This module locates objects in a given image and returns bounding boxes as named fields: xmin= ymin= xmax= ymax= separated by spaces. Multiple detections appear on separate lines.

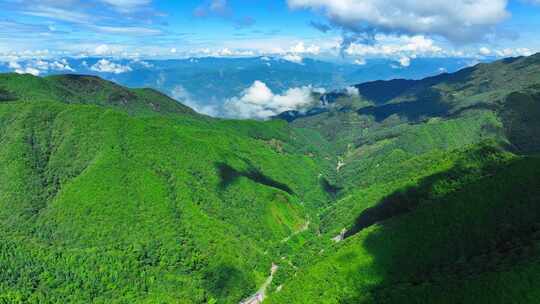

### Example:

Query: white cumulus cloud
xmin=494 ymin=48 xmax=534 ymax=57
xmin=280 ymin=42 xmax=322 ymax=64
xmin=224 ymin=81 xmax=322 ymax=119
xmin=170 ymin=85 xmax=220 ymax=117
xmin=8 ymin=61 xmax=21 ymax=69
xmin=354 ymin=58 xmax=367 ymax=65
xmin=89 ymin=44 xmax=127 ymax=56
xmin=282 ymin=53 xmax=304 ymax=64
xmin=289 ymin=42 xmax=321 ymax=55
xmin=345 ymin=86 xmax=359 ymax=96
xmin=33 ymin=59 xmax=74 ymax=72
xmin=198 ymin=48 xmax=255 ymax=57
xmin=287 ymin=0 xmax=509 ymax=42
xmin=345 ymin=34 xmax=443 ymax=58
xmin=7 ymin=58 xmax=74 ymax=75
xmin=11 ymin=62 xmax=40 ymax=76
xmin=18 ymin=67 xmax=41 ymax=76
xmin=479 ymin=47 xmax=492 ymax=56
xmin=94 ymin=44 xmax=112 ymax=55
xmin=399 ymin=56 xmax=411 ymax=67
xmin=91 ymin=59 xmax=132 ymax=74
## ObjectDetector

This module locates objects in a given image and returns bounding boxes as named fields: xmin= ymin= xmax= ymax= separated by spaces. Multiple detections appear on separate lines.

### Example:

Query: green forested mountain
xmin=0 ymin=74 xmax=195 ymax=116
xmin=0 ymin=53 xmax=539 ymax=304
xmin=0 ymin=74 xmax=334 ymax=303
xmin=268 ymin=53 xmax=540 ymax=303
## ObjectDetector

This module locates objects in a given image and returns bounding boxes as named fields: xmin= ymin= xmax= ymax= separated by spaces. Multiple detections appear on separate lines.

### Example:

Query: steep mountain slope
xmin=276 ymin=54 xmax=540 ymax=240
xmin=265 ymin=54 xmax=540 ymax=303
xmin=268 ymin=145 xmax=540 ymax=303
xmin=1 ymin=53 xmax=540 ymax=304
xmin=0 ymin=75 xmax=332 ymax=303
xmin=286 ymin=54 xmax=540 ymax=193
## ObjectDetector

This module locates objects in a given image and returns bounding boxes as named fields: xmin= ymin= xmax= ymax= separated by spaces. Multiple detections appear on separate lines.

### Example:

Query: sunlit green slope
xmin=268 ymin=143 xmax=540 ymax=303
xmin=287 ymin=53 xmax=540 ymax=234
xmin=0 ymin=73 xmax=195 ymax=116
xmin=0 ymin=78 xmax=331 ymax=303
xmin=1 ymin=53 xmax=540 ymax=304
xmin=266 ymin=54 xmax=540 ymax=303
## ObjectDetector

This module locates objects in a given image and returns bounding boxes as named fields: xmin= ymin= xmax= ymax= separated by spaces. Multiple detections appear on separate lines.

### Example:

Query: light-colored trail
xmin=280 ymin=220 xmax=310 ymax=243
xmin=240 ymin=264 xmax=278 ymax=304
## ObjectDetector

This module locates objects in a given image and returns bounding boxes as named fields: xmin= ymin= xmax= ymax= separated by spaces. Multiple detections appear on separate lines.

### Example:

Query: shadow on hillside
xmin=355 ymin=79 xmax=419 ymax=105
xmin=501 ymin=91 xmax=540 ymax=154
xmin=357 ymin=89 xmax=451 ymax=123
xmin=354 ymin=65 xmax=476 ymax=107
xmin=320 ymin=177 xmax=342 ymax=199
xmin=448 ymin=103 xmax=500 ymax=118
xmin=203 ymin=262 xmax=255 ymax=303
xmin=0 ymin=88 xmax=17 ymax=102
xmin=216 ymin=163 xmax=294 ymax=195
xmin=340 ymin=150 xmax=540 ymax=303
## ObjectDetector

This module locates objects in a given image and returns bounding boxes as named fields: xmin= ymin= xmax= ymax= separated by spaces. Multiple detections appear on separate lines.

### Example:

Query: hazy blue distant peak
xmin=0 ymin=56 xmax=493 ymax=118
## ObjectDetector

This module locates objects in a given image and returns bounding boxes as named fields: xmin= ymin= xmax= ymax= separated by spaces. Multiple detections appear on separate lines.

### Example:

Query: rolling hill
xmin=0 ymin=73 xmax=195 ymax=116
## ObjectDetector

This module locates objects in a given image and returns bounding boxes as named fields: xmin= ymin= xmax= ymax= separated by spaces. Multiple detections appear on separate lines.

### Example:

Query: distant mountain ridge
xmin=276 ymin=53 xmax=540 ymax=123
xmin=0 ymin=56 xmax=481 ymax=116
xmin=267 ymin=52 xmax=540 ymax=304
xmin=0 ymin=73 xmax=195 ymax=116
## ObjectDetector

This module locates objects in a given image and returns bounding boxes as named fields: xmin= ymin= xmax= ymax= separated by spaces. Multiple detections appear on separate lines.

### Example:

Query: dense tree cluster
xmin=0 ymin=53 xmax=540 ymax=303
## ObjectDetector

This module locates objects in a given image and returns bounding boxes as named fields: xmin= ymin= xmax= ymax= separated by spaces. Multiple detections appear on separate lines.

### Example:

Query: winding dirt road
xmin=240 ymin=264 xmax=278 ymax=304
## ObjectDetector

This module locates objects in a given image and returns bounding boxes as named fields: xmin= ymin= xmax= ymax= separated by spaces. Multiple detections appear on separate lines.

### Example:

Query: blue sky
xmin=0 ymin=0 xmax=539 ymax=62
